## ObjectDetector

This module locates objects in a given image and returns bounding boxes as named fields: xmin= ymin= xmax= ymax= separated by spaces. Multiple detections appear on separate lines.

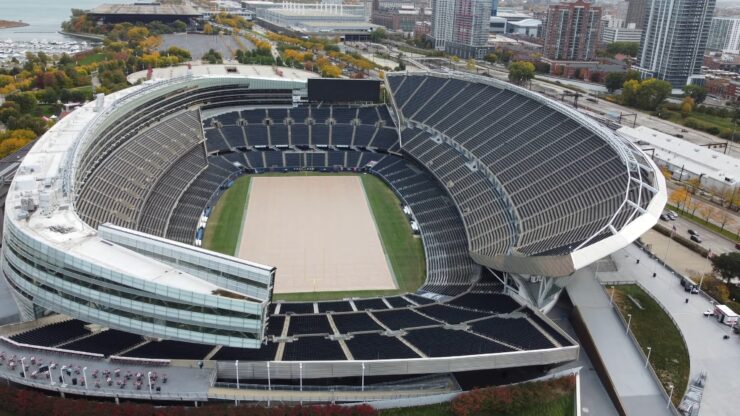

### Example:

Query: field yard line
xmin=233 ymin=176 xmax=253 ymax=256
xmin=360 ymin=175 xmax=399 ymax=290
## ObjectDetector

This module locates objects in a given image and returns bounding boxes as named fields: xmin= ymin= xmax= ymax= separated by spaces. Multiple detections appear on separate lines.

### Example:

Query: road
xmin=604 ymin=245 xmax=740 ymax=416
xmin=658 ymin=215 xmax=736 ymax=256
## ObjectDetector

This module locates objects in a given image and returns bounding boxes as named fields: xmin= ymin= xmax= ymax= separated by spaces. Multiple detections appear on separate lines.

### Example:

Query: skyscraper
xmin=707 ymin=17 xmax=740 ymax=54
xmin=431 ymin=0 xmax=492 ymax=58
xmin=625 ymin=0 xmax=647 ymax=29
xmin=543 ymin=0 xmax=602 ymax=62
xmin=635 ymin=0 xmax=716 ymax=89
xmin=491 ymin=0 xmax=499 ymax=16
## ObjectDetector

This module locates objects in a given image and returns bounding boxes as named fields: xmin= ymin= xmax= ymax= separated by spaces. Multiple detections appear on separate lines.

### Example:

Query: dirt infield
xmin=238 ymin=176 xmax=396 ymax=294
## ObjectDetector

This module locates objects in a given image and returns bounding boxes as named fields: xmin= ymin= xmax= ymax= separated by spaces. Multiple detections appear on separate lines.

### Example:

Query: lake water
xmin=0 ymin=0 xmax=131 ymax=41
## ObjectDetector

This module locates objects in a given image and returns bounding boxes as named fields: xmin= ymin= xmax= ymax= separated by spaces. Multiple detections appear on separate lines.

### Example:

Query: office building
xmin=635 ymin=0 xmax=716 ymax=89
xmin=602 ymin=24 xmax=642 ymax=44
xmin=431 ymin=0 xmax=491 ymax=58
xmin=625 ymin=0 xmax=646 ymax=29
xmin=707 ymin=17 xmax=740 ymax=53
xmin=543 ymin=0 xmax=603 ymax=62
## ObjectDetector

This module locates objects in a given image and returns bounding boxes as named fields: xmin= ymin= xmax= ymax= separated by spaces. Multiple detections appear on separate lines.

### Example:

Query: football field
xmin=238 ymin=175 xmax=395 ymax=293
xmin=202 ymin=172 xmax=426 ymax=300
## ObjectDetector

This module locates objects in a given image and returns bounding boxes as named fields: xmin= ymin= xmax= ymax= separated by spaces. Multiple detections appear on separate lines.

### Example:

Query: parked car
xmin=675 ymin=134 xmax=684 ymax=138
xmin=667 ymin=211 xmax=678 ymax=220
xmin=703 ymin=310 xmax=714 ymax=317
xmin=690 ymin=234 xmax=702 ymax=243
xmin=681 ymin=129 xmax=688 ymax=133
xmin=688 ymin=229 xmax=698 ymax=236
xmin=660 ymin=214 xmax=670 ymax=221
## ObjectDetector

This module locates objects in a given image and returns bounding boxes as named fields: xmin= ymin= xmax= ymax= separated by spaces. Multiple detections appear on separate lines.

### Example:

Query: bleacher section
xmin=58 ymin=329 xmax=144 ymax=357
xmin=10 ymin=320 xmax=89 ymax=347
xmin=388 ymin=73 xmax=636 ymax=257
xmin=202 ymin=104 xmax=397 ymax=154
xmin=76 ymin=110 xmax=205 ymax=232
xmin=122 ymin=340 xmax=215 ymax=360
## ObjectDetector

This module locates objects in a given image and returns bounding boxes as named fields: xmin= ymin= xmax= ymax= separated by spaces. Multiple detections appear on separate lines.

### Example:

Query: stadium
xmin=0 ymin=65 xmax=666 ymax=404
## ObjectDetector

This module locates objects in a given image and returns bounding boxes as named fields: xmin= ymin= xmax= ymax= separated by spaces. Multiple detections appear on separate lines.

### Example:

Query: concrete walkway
xmin=603 ymin=245 xmax=740 ymax=416
xmin=566 ymin=268 xmax=671 ymax=416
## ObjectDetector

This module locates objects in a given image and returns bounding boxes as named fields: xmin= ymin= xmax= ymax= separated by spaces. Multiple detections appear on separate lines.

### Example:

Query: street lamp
xmin=645 ymin=347 xmax=652 ymax=368
xmin=82 ymin=367 xmax=88 ymax=390
xmin=299 ymin=362 xmax=303 ymax=392
xmin=235 ymin=360 xmax=239 ymax=390
xmin=667 ymin=384 xmax=674 ymax=408
xmin=60 ymin=366 xmax=66 ymax=386
xmin=626 ymin=314 xmax=633 ymax=334
xmin=361 ymin=362 xmax=365 ymax=392
xmin=147 ymin=371 xmax=152 ymax=394
xmin=266 ymin=362 xmax=271 ymax=391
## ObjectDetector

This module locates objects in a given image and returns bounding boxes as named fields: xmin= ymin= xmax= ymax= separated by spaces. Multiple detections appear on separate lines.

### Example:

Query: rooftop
xmin=127 ymin=63 xmax=318 ymax=84
xmin=89 ymin=3 xmax=200 ymax=16
xmin=618 ymin=125 xmax=740 ymax=186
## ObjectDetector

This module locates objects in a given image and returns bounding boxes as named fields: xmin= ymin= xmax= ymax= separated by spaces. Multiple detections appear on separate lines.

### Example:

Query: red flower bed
xmin=0 ymin=385 xmax=377 ymax=416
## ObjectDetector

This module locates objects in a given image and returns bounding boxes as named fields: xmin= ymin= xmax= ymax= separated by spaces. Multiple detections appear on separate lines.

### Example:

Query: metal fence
xmin=600 ymin=281 xmax=684 ymax=416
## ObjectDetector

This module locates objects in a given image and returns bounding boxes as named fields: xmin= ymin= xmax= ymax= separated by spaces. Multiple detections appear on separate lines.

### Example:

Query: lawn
xmin=202 ymin=176 xmax=251 ymax=255
xmin=610 ymin=284 xmax=689 ymax=406
xmin=360 ymin=173 xmax=426 ymax=293
xmin=77 ymin=52 xmax=107 ymax=65
xmin=203 ymin=172 xmax=427 ymax=300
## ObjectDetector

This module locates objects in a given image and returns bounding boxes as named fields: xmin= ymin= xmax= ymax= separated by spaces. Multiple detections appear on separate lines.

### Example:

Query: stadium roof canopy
xmin=127 ymin=64 xmax=319 ymax=84
xmin=89 ymin=3 xmax=201 ymax=17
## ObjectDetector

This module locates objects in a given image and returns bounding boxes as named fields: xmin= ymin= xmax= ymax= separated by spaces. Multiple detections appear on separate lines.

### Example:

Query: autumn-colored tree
xmin=680 ymin=96 xmax=695 ymax=116
xmin=686 ymin=176 xmax=702 ymax=192
xmin=668 ymin=187 xmax=690 ymax=209
xmin=658 ymin=165 xmax=672 ymax=180
xmin=716 ymin=211 xmax=735 ymax=232
xmin=698 ymin=204 xmax=717 ymax=223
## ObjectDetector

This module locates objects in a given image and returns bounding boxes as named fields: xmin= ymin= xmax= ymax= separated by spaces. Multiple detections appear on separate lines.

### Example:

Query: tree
xmin=658 ymin=165 xmax=672 ymax=180
xmin=668 ymin=187 xmax=690 ymax=209
xmin=710 ymin=252 xmax=740 ymax=284
xmin=716 ymin=211 xmax=735 ymax=232
xmin=698 ymin=204 xmax=717 ymax=223
xmin=605 ymin=72 xmax=625 ymax=93
xmin=680 ymin=96 xmax=695 ymax=116
xmin=508 ymin=61 xmax=535 ymax=86
xmin=606 ymin=41 xmax=639 ymax=57
xmin=466 ymin=58 xmax=476 ymax=71
xmin=636 ymin=78 xmax=672 ymax=111
xmin=683 ymin=84 xmax=707 ymax=104
xmin=369 ymin=28 xmax=386 ymax=43
xmin=484 ymin=53 xmax=498 ymax=64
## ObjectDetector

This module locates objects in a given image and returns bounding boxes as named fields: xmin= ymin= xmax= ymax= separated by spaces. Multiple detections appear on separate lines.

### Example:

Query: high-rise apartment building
xmin=625 ymin=0 xmax=647 ymax=29
xmin=635 ymin=0 xmax=716 ymax=89
xmin=491 ymin=0 xmax=498 ymax=16
xmin=431 ymin=0 xmax=491 ymax=58
xmin=543 ymin=0 xmax=602 ymax=62
xmin=707 ymin=17 xmax=740 ymax=53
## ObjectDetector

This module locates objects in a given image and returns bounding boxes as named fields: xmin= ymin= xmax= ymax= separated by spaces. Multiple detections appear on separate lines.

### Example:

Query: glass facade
xmin=2 ymin=220 xmax=266 ymax=348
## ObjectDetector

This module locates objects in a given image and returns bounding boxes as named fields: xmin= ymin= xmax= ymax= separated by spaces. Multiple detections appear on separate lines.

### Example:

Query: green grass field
xmin=202 ymin=172 xmax=426 ymax=300
xmin=610 ymin=284 xmax=689 ymax=406
xmin=202 ymin=176 xmax=251 ymax=255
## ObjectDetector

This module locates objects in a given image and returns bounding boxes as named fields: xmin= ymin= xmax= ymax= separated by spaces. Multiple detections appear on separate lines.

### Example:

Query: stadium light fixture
xmin=60 ymin=366 xmax=66 ymax=386
xmin=82 ymin=367 xmax=88 ymax=390
xmin=147 ymin=371 xmax=152 ymax=394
